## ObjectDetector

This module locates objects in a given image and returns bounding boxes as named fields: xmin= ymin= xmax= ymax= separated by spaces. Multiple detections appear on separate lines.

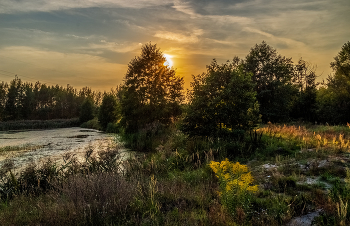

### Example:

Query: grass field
xmin=0 ymin=123 xmax=349 ymax=225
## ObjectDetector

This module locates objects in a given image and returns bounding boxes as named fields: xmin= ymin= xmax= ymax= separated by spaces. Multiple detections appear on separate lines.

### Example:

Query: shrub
xmin=80 ymin=117 xmax=101 ymax=130
xmin=209 ymin=159 xmax=258 ymax=217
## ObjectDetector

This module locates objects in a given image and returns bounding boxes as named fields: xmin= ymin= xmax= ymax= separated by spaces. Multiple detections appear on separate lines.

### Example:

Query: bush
xmin=80 ymin=117 xmax=101 ymax=130
xmin=106 ymin=123 xmax=120 ymax=133
xmin=209 ymin=159 xmax=258 ymax=216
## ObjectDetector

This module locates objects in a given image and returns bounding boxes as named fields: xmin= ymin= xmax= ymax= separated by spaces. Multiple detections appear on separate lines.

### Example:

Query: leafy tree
xmin=98 ymin=93 xmax=120 ymax=130
xmin=20 ymin=83 xmax=35 ymax=119
xmin=291 ymin=59 xmax=318 ymax=121
xmin=181 ymin=59 xmax=260 ymax=139
xmin=120 ymin=43 xmax=184 ymax=133
xmin=243 ymin=41 xmax=296 ymax=122
xmin=79 ymin=98 xmax=95 ymax=123
xmin=4 ymin=77 xmax=22 ymax=120
xmin=331 ymin=41 xmax=350 ymax=79
xmin=316 ymin=41 xmax=350 ymax=124
xmin=0 ymin=82 xmax=8 ymax=120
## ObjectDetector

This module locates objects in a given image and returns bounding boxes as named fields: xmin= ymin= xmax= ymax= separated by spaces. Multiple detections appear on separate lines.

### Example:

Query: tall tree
xmin=317 ymin=41 xmax=350 ymax=123
xmin=181 ymin=59 xmax=260 ymax=139
xmin=291 ymin=59 xmax=318 ymax=121
xmin=244 ymin=41 xmax=296 ymax=122
xmin=4 ymin=77 xmax=22 ymax=120
xmin=120 ymin=43 xmax=184 ymax=133
xmin=0 ymin=82 xmax=8 ymax=120
xmin=80 ymin=98 xmax=95 ymax=123
xmin=98 ymin=93 xmax=119 ymax=130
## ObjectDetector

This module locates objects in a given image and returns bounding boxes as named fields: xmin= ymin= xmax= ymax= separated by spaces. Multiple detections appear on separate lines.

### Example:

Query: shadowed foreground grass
xmin=1 ymin=123 xmax=350 ymax=225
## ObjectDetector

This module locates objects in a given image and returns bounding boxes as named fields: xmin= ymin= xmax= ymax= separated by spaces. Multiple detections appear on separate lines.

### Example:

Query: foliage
xmin=291 ymin=59 xmax=318 ymax=121
xmin=79 ymin=98 xmax=95 ymax=123
xmin=317 ymin=41 xmax=350 ymax=124
xmin=209 ymin=159 xmax=258 ymax=216
xmin=243 ymin=41 xmax=297 ymax=122
xmin=0 ymin=78 xmax=103 ymax=121
xmin=120 ymin=43 xmax=184 ymax=133
xmin=0 ymin=118 xmax=80 ymax=131
xmin=98 ymin=93 xmax=120 ymax=130
xmin=331 ymin=41 xmax=350 ymax=79
xmin=80 ymin=117 xmax=101 ymax=130
xmin=182 ymin=58 xmax=260 ymax=139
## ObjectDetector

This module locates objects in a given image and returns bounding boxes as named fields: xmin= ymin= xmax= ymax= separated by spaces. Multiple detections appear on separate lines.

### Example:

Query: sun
xmin=163 ymin=54 xmax=174 ymax=68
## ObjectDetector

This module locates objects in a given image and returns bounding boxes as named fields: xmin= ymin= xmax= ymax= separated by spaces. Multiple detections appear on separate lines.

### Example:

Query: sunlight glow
xmin=163 ymin=54 xmax=174 ymax=68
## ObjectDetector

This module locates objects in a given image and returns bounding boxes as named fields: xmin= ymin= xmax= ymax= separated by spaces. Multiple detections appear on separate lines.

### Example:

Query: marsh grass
xmin=0 ymin=145 xmax=43 ymax=155
xmin=0 ymin=118 xmax=80 ymax=131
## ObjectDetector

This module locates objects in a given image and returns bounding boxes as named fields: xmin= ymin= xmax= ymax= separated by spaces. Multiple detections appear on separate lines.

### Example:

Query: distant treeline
xmin=0 ymin=118 xmax=80 ymax=131
xmin=1 ymin=41 xmax=349 ymax=127
xmin=0 ymin=79 xmax=117 ymax=121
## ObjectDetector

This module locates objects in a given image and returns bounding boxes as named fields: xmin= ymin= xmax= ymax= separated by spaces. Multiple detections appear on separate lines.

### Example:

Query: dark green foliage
xmin=4 ymin=77 xmax=22 ymax=120
xmin=98 ymin=93 xmax=120 ymax=130
xmin=316 ymin=41 xmax=350 ymax=124
xmin=0 ymin=78 xmax=102 ymax=122
xmin=331 ymin=41 xmax=350 ymax=79
xmin=79 ymin=98 xmax=95 ymax=123
xmin=291 ymin=59 xmax=318 ymax=121
xmin=244 ymin=41 xmax=297 ymax=122
xmin=181 ymin=58 xmax=260 ymax=139
xmin=120 ymin=43 xmax=184 ymax=133
xmin=0 ymin=82 xmax=8 ymax=120
xmin=106 ymin=122 xmax=120 ymax=133
xmin=0 ymin=118 xmax=80 ymax=131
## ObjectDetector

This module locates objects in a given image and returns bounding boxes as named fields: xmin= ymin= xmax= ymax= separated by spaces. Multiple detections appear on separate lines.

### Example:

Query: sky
xmin=0 ymin=0 xmax=349 ymax=91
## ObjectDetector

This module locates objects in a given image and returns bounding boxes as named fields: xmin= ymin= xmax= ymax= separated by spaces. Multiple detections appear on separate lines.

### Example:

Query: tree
xmin=79 ymin=98 xmax=95 ymax=123
xmin=4 ymin=77 xmax=22 ymax=120
xmin=98 ymin=93 xmax=119 ymax=130
xmin=181 ymin=59 xmax=260 ymax=139
xmin=243 ymin=41 xmax=296 ymax=122
xmin=0 ymin=82 xmax=8 ymax=121
xmin=120 ymin=43 xmax=184 ymax=133
xmin=317 ymin=41 xmax=350 ymax=124
xmin=331 ymin=41 xmax=350 ymax=79
xmin=291 ymin=59 xmax=318 ymax=121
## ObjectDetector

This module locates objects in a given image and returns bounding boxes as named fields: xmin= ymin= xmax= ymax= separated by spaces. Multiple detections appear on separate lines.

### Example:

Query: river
xmin=0 ymin=127 xmax=128 ymax=172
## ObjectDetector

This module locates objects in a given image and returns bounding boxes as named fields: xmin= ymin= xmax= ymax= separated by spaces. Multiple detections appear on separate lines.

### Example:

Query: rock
xmin=286 ymin=211 xmax=320 ymax=226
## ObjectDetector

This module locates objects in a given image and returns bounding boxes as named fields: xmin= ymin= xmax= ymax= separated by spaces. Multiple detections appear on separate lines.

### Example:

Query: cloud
xmin=88 ymin=40 xmax=142 ymax=53
xmin=154 ymin=29 xmax=203 ymax=43
xmin=243 ymin=27 xmax=305 ymax=48
xmin=0 ymin=0 xmax=173 ymax=14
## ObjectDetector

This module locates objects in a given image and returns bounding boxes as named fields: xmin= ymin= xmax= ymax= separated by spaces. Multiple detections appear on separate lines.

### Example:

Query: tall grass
xmin=2 ymin=122 xmax=350 ymax=225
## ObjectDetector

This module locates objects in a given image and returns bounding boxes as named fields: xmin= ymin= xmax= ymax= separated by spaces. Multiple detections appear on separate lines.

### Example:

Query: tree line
xmin=1 ymin=41 xmax=349 ymax=136
xmin=118 ymin=41 xmax=350 ymax=140
xmin=0 ymin=78 xmax=118 ymax=123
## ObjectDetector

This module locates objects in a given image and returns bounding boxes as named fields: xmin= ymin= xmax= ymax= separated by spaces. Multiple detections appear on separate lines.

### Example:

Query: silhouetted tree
xmin=243 ymin=41 xmax=296 ymax=122
xmin=291 ymin=59 xmax=318 ymax=121
xmin=317 ymin=41 xmax=350 ymax=123
xmin=0 ymin=82 xmax=7 ymax=120
xmin=120 ymin=43 xmax=184 ymax=133
xmin=98 ymin=93 xmax=120 ymax=130
xmin=80 ymin=98 xmax=95 ymax=123
xmin=4 ymin=77 xmax=22 ymax=120
xmin=182 ymin=58 xmax=260 ymax=139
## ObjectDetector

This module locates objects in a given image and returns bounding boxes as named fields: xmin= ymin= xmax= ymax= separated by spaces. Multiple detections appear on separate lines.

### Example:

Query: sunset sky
xmin=0 ymin=0 xmax=349 ymax=90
